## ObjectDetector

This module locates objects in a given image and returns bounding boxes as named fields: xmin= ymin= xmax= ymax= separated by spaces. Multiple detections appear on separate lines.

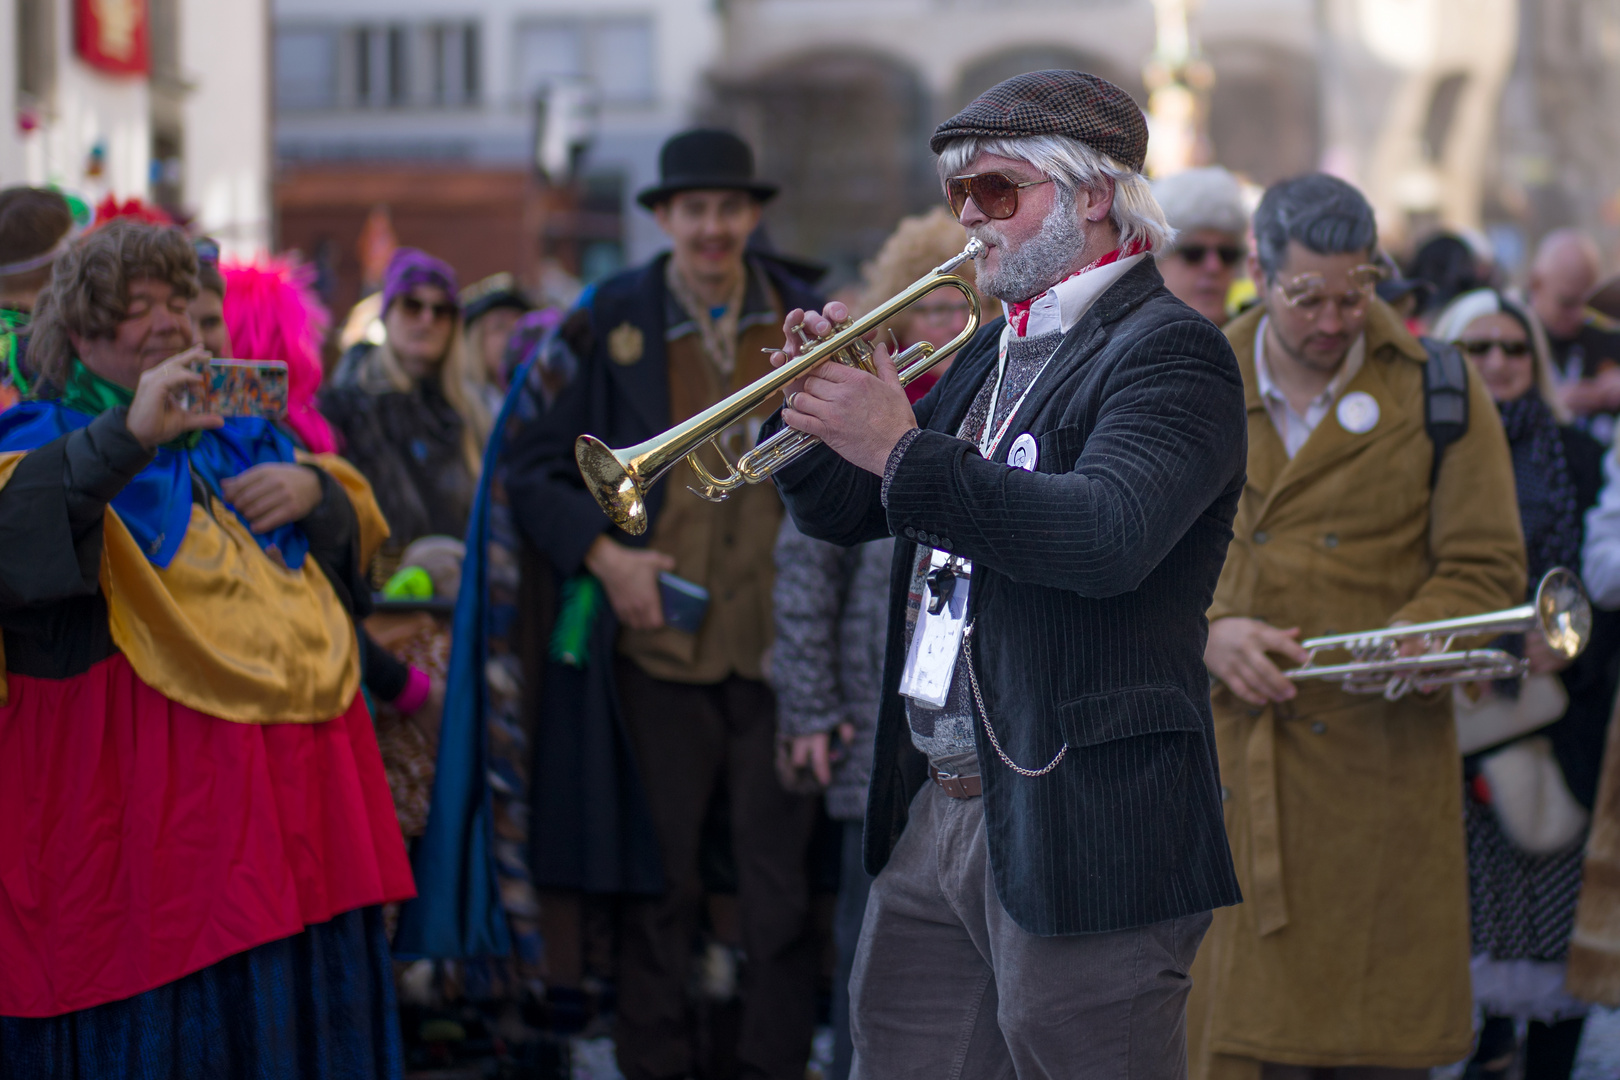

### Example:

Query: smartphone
xmin=657 ymin=572 xmax=710 ymax=634
xmin=180 ymin=360 xmax=289 ymax=419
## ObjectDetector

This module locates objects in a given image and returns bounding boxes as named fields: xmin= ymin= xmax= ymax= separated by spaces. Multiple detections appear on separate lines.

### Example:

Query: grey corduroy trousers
xmin=849 ymin=783 xmax=1211 ymax=1080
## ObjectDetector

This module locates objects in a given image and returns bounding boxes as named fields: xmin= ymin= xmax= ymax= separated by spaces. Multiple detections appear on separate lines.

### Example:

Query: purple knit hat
xmin=382 ymin=247 xmax=459 ymax=313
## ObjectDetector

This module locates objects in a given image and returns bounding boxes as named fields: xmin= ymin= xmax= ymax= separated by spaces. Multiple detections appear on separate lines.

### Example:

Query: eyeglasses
xmin=399 ymin=295 xmax=458 ymax=322
xmin=944 ymin=173 xmax=1053 ymax=220
xmin=1177 ymin=244 xmax=1243 ymax=268
xmin=1275 ymin=264 xmax=1386 ymax=319
xmin=1456 ymin=339 xmax=1531 ymax=358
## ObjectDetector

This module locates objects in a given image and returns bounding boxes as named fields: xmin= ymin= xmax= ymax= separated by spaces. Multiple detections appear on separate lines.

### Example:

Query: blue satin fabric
xmin=391 ymin=359 xmax=529 ymax=961
xmin=0 ymin=402 xmax=309 ymax=569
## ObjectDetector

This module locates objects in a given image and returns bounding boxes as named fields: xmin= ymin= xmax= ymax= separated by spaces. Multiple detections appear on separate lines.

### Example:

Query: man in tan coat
xmin=1190 ymin=174 xmax=1526 ymax=1080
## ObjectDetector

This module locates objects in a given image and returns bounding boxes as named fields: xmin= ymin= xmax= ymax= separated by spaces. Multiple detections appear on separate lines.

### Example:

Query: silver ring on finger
xmin=786 ymin=391 xmax=799 ymax=411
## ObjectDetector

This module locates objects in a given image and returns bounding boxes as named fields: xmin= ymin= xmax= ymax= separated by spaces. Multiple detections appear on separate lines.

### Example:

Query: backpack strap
xmin=1421 ymin=337 xmax=1469 ymax=487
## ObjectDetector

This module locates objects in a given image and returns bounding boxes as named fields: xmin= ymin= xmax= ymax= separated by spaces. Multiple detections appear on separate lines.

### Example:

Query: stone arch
xmin=952 ymin=45 xmax=1143 ymax=115
xmin=1204 ymin=41 xmax=1321 ymax=185
xmin=706 ymin=50 xmax=936 ymax=287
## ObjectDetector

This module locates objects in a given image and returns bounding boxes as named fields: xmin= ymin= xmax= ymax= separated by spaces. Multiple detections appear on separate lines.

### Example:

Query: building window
xmin=275 ymin=28 xmax=339 ymax=111
xmin=515 ymin=17 xmax=655 ymax=106
xmin=276 ymin=20 xmax=482 ymax=111
xmin=429 ymin=22 xmax=480 ymax=106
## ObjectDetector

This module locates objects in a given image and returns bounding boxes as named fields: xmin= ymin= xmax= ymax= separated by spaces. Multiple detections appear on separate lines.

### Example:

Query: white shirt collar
xmin=1010 ymin=253 xmax=1148 ymax=339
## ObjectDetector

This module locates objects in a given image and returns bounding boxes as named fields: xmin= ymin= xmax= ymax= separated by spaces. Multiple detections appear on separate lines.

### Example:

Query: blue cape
xmin=0 ymin=402 xmax=309 ymax=568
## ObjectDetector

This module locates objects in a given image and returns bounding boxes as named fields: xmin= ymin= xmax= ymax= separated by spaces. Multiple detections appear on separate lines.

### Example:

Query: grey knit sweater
xmin=770 ymin=516 xmax=891 ymax=820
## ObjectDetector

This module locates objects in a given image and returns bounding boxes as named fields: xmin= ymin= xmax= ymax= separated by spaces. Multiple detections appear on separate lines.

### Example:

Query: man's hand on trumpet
xmin=770 ymin=302 xmax=919 ymax=477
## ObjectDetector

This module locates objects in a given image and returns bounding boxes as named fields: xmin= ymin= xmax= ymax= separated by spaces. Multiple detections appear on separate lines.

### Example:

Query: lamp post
xmin=1143 ymin=0 xmax=1214 ymax=178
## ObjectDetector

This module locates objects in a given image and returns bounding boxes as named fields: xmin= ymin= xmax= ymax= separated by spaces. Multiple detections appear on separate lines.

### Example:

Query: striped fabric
xmin=769 ymin=258 xmax=1248 ymax=935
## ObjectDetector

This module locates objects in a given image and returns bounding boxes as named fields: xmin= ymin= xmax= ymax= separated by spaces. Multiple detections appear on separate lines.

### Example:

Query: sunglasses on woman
xmin=1177 ymin=244 xmax=1243 ymax=268
xmin=1455 ymin=339 xmax=1531 ymax=358
xmin=400 ymin=295 xmax=458 ymax=321
xmin=945 ymin=173 xmax=1053 ymax=220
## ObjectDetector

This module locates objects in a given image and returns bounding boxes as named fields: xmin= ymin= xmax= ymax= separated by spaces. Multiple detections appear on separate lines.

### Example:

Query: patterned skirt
xmin=0 ymin=907 xmax=403 ymax=1080
xmin=1467 ymin=793 xmax=1586 ymax=961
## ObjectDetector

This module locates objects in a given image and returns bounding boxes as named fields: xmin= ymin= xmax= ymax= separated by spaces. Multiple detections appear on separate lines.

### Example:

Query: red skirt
xmin=0 ymin=653 xmax=415 ymax=1017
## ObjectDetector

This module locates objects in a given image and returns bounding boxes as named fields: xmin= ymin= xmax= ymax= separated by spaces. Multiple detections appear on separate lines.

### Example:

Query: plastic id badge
xmin=899 ymin=549 xmax=971 ymax=707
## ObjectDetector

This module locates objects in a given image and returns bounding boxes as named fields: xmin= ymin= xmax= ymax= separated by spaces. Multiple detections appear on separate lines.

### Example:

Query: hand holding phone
xmin=128 ymin=346 xmax=224 ymax=450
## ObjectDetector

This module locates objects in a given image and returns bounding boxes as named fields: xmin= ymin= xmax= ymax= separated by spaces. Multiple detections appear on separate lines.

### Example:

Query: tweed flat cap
xmin=931 ymin=70 xmax=1148 ymax=173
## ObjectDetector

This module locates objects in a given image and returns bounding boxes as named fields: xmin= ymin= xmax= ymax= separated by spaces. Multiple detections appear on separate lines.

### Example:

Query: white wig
xmin=935 ymin=134 xmax=1174 ymax=254
xmin=1152 ymin=166 xmax=1249 ymax=242
xmin=1430 ymin=288 xmax=1568 ymax=422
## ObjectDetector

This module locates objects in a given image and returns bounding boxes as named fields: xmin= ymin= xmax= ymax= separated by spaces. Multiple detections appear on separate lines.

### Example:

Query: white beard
xmin=970 ymin=187 xmax=1087 ymax=304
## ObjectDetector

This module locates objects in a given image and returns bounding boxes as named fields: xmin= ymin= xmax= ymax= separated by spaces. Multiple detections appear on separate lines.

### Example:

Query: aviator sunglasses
xmin=1177 ymin=244 xmax=1244 ymax=268
xmin=399 ymin=295 xmax=459 ymax=321
xmin=945 ymin=172 xmax=1053 ymax=220
xmin=1455 ymin=338 xmax=1531 ymax=358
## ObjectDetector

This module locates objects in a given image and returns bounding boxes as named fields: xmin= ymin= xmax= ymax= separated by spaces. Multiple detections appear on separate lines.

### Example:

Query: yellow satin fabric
xmin=101 ymin=493 xmax=361 ymax=724
xmin=1 ymin=454 xmax=382 ymax=720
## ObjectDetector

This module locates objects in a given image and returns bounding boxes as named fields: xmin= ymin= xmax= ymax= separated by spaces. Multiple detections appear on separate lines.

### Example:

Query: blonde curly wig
xmin=856 ymin=206 xmax=985 ymax=346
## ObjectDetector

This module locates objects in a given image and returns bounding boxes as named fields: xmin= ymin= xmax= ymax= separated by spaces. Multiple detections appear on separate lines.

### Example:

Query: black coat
xmin=500 ymin=252 xmax=823 ymax=894
xmin=505 ymin=252 xmax=824 ymax=571
xmin=767 ymin=259 xmax=1247 ymax=935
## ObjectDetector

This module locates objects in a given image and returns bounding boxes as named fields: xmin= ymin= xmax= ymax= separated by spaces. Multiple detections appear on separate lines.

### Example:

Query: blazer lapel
xmin=995 ymin=258 xmax=1164 ymax=462
xmin=924 ymin=319 xmax=1005 ymax=437
xmin=1228 ymin=316 xmax=1289 ymax=498
xmin=599 ymin=256 xmax=673 ymax=437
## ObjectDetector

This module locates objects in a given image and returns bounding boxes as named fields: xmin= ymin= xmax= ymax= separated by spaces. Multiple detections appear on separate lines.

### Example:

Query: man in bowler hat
xmin=503 ymin=130 xmax=826 ymax=1080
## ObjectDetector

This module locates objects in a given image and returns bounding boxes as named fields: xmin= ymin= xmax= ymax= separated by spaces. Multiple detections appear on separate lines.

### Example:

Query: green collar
xmin=62 ymin=358 xmax=202 ymax=450
xmin=1 ymin=308 xmax=28 ymax=397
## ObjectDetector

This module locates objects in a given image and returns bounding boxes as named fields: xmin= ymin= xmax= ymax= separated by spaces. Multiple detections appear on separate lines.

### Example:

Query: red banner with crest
xmin=76 ymin=0 xmax=150 ymax=77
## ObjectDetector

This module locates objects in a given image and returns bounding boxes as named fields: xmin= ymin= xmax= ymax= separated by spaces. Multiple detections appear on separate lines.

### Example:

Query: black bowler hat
xmin=635 ymin=129 xmax=779 ymax=210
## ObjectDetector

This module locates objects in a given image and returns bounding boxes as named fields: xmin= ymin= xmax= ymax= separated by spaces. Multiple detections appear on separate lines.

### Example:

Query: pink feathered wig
xmin=221 ymin=257 xmax=335 ymax=453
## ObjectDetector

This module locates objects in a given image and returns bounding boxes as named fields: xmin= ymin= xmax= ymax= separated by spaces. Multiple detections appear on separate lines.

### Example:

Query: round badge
xmin=1336 ymin=391 xmax=1380 ymax=435
xmin=1007 ymin=432 xmax=1039 ymax=471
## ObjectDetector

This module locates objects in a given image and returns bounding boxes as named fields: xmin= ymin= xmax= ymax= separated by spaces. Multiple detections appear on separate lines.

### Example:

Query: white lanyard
xmin=978 ymin=323 xmax=1051 ymax=459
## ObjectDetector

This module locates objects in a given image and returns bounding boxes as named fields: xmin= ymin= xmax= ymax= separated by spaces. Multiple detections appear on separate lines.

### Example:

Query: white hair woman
xmin=1430 ymin=287 xmax=1615 ymax=1080
xmin=1151 ymin=165 xmax=1249 ymax=326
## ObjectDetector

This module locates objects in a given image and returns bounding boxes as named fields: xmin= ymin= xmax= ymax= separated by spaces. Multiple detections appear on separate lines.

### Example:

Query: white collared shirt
xmin=1253 ymin=315 xmax=1366 ymax=458
xmin=1011 ymin=253 xmax=1149 ymax=339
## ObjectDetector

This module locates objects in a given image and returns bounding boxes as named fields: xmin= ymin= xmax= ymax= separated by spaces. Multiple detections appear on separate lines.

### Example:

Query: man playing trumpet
xmin=1190 ymin=175 xmax=1525 ymax=1080
xmin=766 ymin=70 xmax=1248 ymax=1077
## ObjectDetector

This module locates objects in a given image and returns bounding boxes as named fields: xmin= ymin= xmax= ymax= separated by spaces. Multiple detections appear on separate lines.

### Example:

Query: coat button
xmin=904 ymin=527 xmax=916 ymax=538
xmin=940 ymin=537 xmax=952 ymax=548
xmin=1323 ymin=533 xmax=1339 ymax=549
xmin=1253 ymin=530 xmax=1269 ymax=545
xmin=1311 ymin=722 xmax=1326 ymax=735
xmin=1221 ymin=785 xmax=1232 ymax=803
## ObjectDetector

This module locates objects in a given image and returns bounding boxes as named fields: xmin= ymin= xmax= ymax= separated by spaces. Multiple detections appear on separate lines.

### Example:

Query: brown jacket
xmin=1189 ymin=300 xmax=1526 ymax=1077
xmin=618 ymin=313 xmax=784 ymax=684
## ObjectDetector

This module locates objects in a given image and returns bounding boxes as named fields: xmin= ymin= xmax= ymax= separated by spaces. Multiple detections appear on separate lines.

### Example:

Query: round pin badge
xmin=1336 ymin=391 xmax=1380 ymax=435
xmin=1008 ymin=432 xmax=1039 ymax=471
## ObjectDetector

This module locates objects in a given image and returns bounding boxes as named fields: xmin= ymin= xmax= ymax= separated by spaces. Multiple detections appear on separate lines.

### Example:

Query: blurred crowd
xmin=12 ymin=110 xmax=1620 ymax=1080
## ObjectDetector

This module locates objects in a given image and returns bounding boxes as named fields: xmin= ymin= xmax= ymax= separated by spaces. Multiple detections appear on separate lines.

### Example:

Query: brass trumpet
xmin=1283 ymin=568 xmax=1592 ymax=700
xmin=575 ymin=240 xmax=985 ymax=535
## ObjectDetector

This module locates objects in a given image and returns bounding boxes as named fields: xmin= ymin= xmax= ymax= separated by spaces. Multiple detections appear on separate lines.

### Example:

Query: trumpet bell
xmin=576 ymin=434 xmax=649 ymax=536
xmin=1538 ymin=566 xmax=1592 ymax=660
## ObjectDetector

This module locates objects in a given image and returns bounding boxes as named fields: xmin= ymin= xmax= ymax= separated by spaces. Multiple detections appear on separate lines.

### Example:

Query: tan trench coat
xmin=1188 ymin=300 xmax=1526 ymax=1078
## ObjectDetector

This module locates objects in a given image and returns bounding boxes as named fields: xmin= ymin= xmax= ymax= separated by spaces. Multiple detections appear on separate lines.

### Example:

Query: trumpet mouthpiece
xmin=964 ymin=238 xmax=986 ymax=259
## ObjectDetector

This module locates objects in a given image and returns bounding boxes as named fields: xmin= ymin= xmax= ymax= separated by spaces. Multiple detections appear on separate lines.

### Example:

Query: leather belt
xmin=930 ymin=766 xmax=982 ymax=799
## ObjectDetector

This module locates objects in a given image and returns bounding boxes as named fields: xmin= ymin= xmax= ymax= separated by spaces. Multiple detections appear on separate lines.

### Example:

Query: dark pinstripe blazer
xmin=768 ymin=259 xmax=1247 ymax=934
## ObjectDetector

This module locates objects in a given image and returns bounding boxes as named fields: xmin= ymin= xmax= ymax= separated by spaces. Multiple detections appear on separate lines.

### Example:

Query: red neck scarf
xmin=1005 ymin=236 xmax=1151 ymax=337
